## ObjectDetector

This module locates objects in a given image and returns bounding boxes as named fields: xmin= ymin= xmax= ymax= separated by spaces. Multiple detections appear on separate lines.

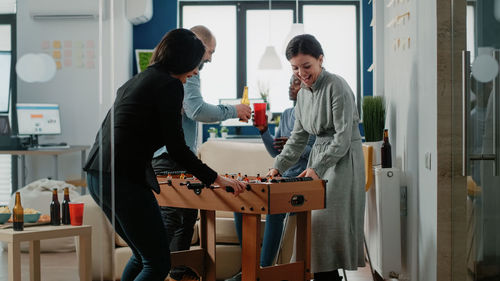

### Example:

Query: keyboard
xmin=28 ymin=144 xmax=70 ymax=150
xmin=39 ymin=142 xmax=67 ymax=147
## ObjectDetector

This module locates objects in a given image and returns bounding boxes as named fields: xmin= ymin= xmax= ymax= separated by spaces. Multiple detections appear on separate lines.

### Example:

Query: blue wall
xmin=132 ymin=0 xmax=177 ymax=75
xmin=362 ymin=0 xmax=373 ymax=96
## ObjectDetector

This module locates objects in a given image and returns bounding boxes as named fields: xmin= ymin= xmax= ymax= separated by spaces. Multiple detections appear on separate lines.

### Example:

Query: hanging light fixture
xmin=495 ymin=0 xmax=500 ymax=22
xmin=258 ymin=0 xmax=282 ymax=70
xmin=282 ymin=0 xmax=305 ymax=53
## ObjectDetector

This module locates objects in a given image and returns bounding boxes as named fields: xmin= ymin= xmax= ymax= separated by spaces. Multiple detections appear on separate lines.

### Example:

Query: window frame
xmin=179 ymin=0 xmax=361 ymax=107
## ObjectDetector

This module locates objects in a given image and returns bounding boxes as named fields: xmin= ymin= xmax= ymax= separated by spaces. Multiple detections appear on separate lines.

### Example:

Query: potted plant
xmin=220 ymin=126 xmax=229 ymax=138
xmin=207 ymin=127 xmax=218 ymax=139
xmin=362 ymin=96 xmax=386 ymax=165
xmin=258 ymin=80 xmax=272 ymax=122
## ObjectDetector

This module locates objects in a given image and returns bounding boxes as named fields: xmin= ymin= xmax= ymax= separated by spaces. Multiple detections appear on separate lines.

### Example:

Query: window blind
xmin=0 ymin=155 xmax=11 ymax=204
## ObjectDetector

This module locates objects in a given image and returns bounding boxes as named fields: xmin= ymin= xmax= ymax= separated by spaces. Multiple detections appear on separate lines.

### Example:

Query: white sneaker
xmin=224 ymin=272 xmax=242 ymax=281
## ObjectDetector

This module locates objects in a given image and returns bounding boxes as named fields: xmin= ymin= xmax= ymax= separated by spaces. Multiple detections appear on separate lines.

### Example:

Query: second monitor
xmin=16 ymin=103 xmax=63 ymax=148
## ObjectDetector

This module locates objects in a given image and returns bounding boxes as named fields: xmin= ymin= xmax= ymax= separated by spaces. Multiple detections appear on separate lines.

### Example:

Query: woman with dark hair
xmin=84 ymin=28 xmax=246 ymax=281
xmin=268 ymin=34 xmax=365 ymax=281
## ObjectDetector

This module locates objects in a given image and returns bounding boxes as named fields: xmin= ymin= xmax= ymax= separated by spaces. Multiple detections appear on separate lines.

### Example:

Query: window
xmin=180 ymin=1 xmax=360 ymax=112
xmin=303 ymin=5 xmax=358 ymax=102
xmin=181 ymin=5 xmax=237 ymax=105
xmin=246 ymin=9 xmax=294 ymax=112
xmin=466 ymin=3 xmax=475 ymax=60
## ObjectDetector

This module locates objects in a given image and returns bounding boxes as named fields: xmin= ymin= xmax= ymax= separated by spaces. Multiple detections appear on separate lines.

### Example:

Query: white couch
xmin=80 ymin=140 xmax=297 ymax=280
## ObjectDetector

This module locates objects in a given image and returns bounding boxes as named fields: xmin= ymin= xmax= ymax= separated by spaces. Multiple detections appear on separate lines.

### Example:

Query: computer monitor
xmin=16 ymin=103 xmax=61 ymax=135
xmin=0 ymin=51 xmax=11 ymax=113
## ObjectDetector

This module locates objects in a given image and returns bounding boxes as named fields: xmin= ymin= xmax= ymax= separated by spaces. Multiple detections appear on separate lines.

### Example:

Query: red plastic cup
xmin=253 ymin=103 xmax=267 ymax=126
xmin=69 ymin=202 xmax=84 ymax=226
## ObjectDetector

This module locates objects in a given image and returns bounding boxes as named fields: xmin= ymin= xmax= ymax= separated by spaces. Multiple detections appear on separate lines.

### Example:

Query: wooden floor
xmin=0 ymin=248 xmax=375 ymax=281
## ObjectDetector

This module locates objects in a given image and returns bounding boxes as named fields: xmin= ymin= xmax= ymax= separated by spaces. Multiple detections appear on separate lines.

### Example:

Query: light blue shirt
xmin=154 ymin=74 xmax=237 ymax=156
xmin=260 ymin=107 xmax=315 ymax=177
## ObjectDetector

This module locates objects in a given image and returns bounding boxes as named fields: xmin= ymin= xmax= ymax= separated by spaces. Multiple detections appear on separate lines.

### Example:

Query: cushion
xmin=198 ymin=140 xmax=275 ymax=176
xmin=115 ymin=233 xmax=128 ymax=247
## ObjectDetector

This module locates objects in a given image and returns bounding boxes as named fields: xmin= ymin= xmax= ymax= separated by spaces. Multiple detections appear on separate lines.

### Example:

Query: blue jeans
xmin=234 ymin=212 xmax=286 ymax=267
xmin=87 ymin=171 xmax=170 ymax=281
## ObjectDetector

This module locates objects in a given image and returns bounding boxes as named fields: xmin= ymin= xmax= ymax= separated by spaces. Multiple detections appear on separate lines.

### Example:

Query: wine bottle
xmin=240 ymin=86 xmax=249 ymax=122
xmin=50 ymin=188 xmax=61 ymax=225
xmin=381 ymin=129 xmax=392 ymax=168
xmin=13 ymin=192 xmax=24 ymax=231
xmin=61 ymin=187 xmax=71 ymax=225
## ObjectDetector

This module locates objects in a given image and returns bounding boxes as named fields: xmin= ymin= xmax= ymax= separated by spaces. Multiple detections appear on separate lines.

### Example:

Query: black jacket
xmin=84 ymin=64 xmax=217 ymax=192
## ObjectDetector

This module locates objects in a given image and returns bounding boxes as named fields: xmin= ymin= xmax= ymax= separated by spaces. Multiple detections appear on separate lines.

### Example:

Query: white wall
xmin=373 ymin=0 xmax=437 ymax=279
xmin=16 ymin=0 xmax=132 ymax=183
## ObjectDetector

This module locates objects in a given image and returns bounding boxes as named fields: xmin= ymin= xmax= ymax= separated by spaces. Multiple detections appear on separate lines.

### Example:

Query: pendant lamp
xmin=258 ymin=0 xmax=282 ymax=70
xmin=283 ymin=0 xmax=305 ymax=53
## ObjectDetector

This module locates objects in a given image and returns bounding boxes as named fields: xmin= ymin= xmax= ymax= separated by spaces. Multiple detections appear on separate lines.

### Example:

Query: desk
xmin=0 ymin=225 xmax=92 ymax=281
xmin=0 ymin=146 xmax=89 ymax=188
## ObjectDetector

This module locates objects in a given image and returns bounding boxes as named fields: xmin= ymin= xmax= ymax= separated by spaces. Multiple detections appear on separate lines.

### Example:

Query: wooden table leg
xmin=78 ymin=231 xmax=92 ymax=281
xmin=8 ymin=241 xmax=21 ymax=281
xmin=241 ymin=214 xmax=261 ymax=281
xmin=200 ymin=210 xmax=216 ymax=281
xmin=29 ymin=240 xmax=41 ymax=281
xmin=296 ymin=211 xmax=312 ymax=281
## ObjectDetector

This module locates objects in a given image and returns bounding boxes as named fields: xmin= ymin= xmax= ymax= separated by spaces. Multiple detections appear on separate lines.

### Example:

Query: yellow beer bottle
xmin=240 ymin=86 xmax=249 ymax=122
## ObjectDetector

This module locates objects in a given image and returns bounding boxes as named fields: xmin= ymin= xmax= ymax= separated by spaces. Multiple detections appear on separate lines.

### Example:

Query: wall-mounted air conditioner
xmin=126 ymin=0 xmax=153 ymax=25
xmin=29 ymin=0 xmax=107 ymax=21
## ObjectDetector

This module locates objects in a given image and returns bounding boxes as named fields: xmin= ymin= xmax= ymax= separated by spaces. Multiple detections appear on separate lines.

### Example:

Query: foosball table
xmin=154 ymin=172 xmax=326 ymax=281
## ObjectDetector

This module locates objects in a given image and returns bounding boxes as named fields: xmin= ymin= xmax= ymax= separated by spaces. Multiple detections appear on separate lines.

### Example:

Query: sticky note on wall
xmin=53 ymin=50 xmax=61 ymax=59
xmin=53 ymin=40 xmax=61 ymax=49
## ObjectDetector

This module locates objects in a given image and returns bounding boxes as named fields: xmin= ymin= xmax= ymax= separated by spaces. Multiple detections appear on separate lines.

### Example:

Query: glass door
xmin=462 ymin=1 xmax=500 ymax=280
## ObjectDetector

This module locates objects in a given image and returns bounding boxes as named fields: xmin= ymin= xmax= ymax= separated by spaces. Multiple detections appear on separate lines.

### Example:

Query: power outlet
xmin=425 ymin=152 xmax=431 ymax=170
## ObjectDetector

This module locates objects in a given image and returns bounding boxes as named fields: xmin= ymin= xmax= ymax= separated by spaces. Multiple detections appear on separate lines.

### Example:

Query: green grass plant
xmin=362 ymin=96 xmax=385 ymax=142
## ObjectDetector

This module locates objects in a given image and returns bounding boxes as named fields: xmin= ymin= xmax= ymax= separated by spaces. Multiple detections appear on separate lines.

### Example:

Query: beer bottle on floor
xmin=50 ymin=188 xmax=61 ymax=225
xmin=381 ymin=129 xmax=392 ymax=168
xmin=13 ymin=192 xmax=24 ymax=231
xmin=61 ymin=187 xmax=71 ymax=225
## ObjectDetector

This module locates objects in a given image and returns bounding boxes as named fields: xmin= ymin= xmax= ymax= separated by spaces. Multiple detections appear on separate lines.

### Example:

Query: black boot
xmin=314 ymin=270 xmax=343 ymax=281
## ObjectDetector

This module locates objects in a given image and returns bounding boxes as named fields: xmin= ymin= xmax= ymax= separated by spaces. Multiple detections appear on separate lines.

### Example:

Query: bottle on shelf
xmin=381 ymin=129 xmax=392 ymax=168
xmin=240 ymin=86 xmax=250 ymax=122
xmin=50 ymin=188 xmax=61 ymax=225
xmin=13 ymin=192 xmax=24 ymax=231
xmin=61 ymin=187 xmax=71 ymax=225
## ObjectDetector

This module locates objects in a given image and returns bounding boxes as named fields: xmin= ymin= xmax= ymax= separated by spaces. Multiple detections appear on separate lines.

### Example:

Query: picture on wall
xmin=135 ymin=49 xmax=154 ymax=73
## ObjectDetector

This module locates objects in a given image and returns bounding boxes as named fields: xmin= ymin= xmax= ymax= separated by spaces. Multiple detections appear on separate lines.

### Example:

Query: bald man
xmin=153 ymin=25 xmax=251 ymax=251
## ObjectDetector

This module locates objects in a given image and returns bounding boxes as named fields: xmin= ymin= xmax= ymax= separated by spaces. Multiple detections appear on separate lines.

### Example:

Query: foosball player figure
xmin=243 ymin=174 xmax=249 ymax=182
xmin=167 ymin=173 xmax=173 ymax=180
xmin=237 ymin=173 xmax=242 ymax=181
xmin=180 ymin=173 xmax=185 ymax=179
